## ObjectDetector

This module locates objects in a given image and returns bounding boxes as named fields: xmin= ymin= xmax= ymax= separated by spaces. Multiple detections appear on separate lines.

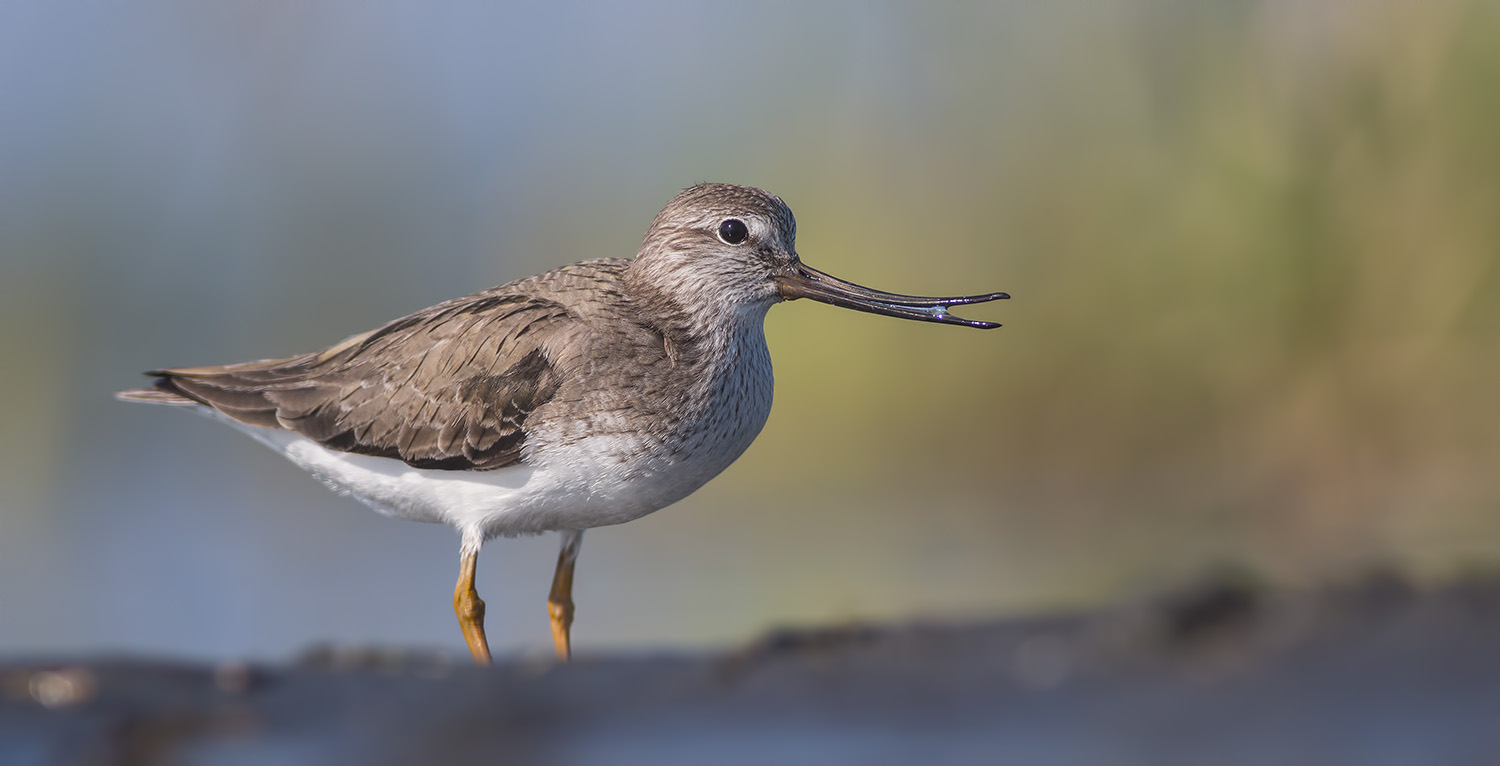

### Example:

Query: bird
xmin=118 ymin=183 xmax=1008 ymax=665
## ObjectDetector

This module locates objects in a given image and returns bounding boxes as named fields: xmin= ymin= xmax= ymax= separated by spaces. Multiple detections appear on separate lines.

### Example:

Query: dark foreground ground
xmin=5 ymin=575 xmax=1500 ymax=765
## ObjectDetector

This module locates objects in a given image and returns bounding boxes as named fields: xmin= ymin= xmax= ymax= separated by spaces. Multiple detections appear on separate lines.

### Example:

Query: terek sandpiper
xmin=118 ymin=183 xmax=1008 ymax=665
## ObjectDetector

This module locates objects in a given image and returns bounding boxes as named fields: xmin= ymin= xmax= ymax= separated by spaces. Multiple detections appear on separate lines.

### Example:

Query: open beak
xmin=774 ymin=261 xmax=1009 ymax=329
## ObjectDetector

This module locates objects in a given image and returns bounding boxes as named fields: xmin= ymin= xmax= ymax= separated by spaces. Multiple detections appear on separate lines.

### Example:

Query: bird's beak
xmin=774 ymin=260 xmax=1009 ymax=329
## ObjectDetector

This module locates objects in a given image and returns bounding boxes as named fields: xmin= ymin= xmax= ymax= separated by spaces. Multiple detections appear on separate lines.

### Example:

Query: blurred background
xmin=1 ymin=0 xmax=1497 ymax=662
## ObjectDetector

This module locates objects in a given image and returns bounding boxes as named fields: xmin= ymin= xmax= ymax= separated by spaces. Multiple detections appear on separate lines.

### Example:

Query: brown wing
xmin=135 ymin=292 xmax=575 ymax=471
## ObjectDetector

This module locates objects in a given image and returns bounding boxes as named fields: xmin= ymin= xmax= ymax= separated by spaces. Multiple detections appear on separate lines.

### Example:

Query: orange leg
xmin=548 ymin=531 xmax=584 ymax=661
xmin=453 ymin=546 xmax=492 ymax=666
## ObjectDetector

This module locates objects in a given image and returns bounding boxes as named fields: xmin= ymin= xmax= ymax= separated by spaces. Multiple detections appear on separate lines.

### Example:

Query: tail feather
xmin=118 ymin=368 xmax=286 ymax=429
xmin=115 ymin=387 xmax=199 ymax=406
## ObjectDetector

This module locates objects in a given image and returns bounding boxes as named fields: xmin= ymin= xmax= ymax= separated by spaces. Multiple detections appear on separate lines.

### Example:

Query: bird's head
xmin=631 ymin=183 xmax=1008 ymax=329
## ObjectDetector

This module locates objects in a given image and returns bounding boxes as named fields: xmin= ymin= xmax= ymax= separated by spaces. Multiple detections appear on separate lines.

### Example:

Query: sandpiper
xmin=118 ymin=183 xmax=1008 ymax=665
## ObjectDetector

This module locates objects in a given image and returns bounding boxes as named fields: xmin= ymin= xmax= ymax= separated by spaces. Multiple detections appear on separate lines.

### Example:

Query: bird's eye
xmin=717 ymin=219 xmax=749 ymax=245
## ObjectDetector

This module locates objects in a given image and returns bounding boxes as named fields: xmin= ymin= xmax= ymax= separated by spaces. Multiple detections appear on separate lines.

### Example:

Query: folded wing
xmin=122 ymin=292 xmax=575 ymax=471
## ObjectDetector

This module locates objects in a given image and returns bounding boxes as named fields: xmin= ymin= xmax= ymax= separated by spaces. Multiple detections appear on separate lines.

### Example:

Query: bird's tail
xmin=115 ymin=387 xmax=198 ymax=406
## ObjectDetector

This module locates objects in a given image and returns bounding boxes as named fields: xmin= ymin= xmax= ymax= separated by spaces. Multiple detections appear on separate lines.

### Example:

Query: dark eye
xmin=717 ymin=218 xmax=749 ymax=245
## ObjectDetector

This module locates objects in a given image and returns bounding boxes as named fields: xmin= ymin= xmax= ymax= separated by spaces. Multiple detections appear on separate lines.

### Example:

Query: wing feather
xmin=138 ymin=291 xmax=573 ymax=471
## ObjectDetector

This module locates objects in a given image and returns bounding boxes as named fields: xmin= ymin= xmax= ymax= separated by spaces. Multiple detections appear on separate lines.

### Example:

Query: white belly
xmin=191 ymin=314 xmax=776 ymax=542
xmin=201 ymin=403 xmax=765 ymax=542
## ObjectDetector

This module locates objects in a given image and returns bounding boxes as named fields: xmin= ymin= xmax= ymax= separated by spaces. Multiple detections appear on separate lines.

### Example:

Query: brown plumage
xmin=121 ymin=270 xmax=613 ymax=471
xmin=118 ymin=183 xmax=1008 ymax=666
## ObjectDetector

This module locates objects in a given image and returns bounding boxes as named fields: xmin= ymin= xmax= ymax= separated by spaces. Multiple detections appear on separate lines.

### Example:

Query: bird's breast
xmin=524 ymin=320 xmax=775 ymax=527
xmin=671 ymin=325 xmax=775 ymax=471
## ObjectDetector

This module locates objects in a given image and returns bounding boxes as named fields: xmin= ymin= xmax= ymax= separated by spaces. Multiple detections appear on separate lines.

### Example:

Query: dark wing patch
xmin=146 ymin=293 xmax=573 ymax=471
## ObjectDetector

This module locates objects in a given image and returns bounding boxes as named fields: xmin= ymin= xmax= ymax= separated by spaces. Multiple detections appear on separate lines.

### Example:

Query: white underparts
xmin=194 ymin=394 xmax=766 ymax=544
xmin=184 ymin=308 xmax=776 ymax=545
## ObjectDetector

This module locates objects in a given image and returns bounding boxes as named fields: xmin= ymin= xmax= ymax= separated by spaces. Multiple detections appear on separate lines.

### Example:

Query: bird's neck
xmin=620 ymin=260 xmax=776 ymax=438
xmin=622 ymin=262 xmax=772 ymax=370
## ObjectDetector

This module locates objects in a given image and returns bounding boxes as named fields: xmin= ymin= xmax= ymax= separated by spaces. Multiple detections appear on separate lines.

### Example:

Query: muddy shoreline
xmin=5 ymin=576 xmax=1499 ymax=765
